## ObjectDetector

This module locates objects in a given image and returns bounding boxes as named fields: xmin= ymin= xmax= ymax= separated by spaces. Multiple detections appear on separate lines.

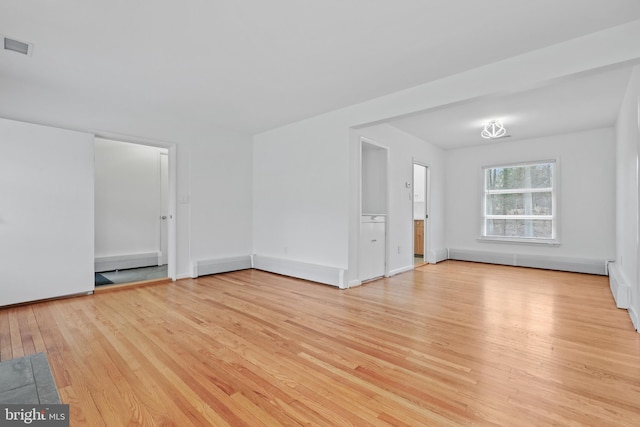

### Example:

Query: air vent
xmin=2 ymin=36 xmax=32 ymax=56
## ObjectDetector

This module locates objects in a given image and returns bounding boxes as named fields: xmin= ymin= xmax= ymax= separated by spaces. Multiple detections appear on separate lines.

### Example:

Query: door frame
xmin=94 ymin=132 xmax=177 ymax=281
xmin=359 ymin=136 xmax=390 ymax=280
xmin=159 ymin=152 xmax=169 ymax=266
xmin=412 ymin=160 xmax=431 ymax=265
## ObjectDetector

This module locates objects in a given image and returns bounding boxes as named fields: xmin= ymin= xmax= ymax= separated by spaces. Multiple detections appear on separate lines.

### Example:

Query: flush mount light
xmin=481 ymin=120 xmax=507 ymax=139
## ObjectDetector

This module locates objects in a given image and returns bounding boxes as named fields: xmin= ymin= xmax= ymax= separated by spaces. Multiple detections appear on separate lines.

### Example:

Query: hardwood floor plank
xmin=7 ymin=308 xmax=24 ymax=358
xmin=16 ymin=308 xmax=36 ymax=355
xmin=0 ymin=309 xmax=13 ymax=361
xmin=25 ymin=307 xmax=47 ymax=354
xmin=1 ymin=261 xmax=639 ymax=426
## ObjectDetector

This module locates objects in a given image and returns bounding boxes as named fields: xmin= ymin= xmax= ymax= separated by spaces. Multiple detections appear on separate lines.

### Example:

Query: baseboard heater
xmin=448 ymin=249 xmax=608 ymax=275
xmin=193 ymin=256 xmax=252 ymax=277
xmin=607 ymin=262 xmax=630 ymax=309
xmin=95 ymin=252 xmax=159 ymax=273
xmin=432 ymin=248 xmax=449 ymax=264
xmin=252 ymin=255 xmax=345 ymax=288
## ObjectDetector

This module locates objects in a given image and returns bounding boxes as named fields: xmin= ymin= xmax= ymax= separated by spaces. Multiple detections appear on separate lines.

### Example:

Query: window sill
xmin=477 ymin=236 xmax=560 ymax=246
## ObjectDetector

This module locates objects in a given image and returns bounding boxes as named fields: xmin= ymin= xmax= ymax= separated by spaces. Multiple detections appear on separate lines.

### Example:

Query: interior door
xmin=413 ymin=163 xmax=427 ymax=265
xmin=159 ymin=152 xmax=169 ymax=265
xmin=0 ymin=119 xmax=94 ymax=306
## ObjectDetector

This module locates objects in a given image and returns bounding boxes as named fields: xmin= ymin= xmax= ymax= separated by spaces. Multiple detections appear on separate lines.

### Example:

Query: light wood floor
xmin=1 ymin=261 xmax=639 ymax=426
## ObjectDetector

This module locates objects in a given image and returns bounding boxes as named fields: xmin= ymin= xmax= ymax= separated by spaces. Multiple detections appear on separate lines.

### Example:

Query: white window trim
xmin=478 ymin=159 xmax=559 ymax=245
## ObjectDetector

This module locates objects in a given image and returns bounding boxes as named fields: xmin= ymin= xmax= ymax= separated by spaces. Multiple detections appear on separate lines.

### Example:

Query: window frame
xmin=479 ymin=159 xmax=559 ymax=245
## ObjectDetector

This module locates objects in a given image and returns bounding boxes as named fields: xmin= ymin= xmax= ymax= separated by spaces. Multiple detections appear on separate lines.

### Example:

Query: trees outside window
xmin=482 ymin=161 xmax=556 ymax=243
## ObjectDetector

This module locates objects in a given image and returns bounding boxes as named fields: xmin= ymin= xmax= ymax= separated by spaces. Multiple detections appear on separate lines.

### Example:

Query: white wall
xmin=0 ymin=114 xmax=253 ymax=281
xmin=188 ymin=135 xmax=253 ymax=267
xmin=361 ymin=143 xmax=388 ymax=215
xmin=445 ymin=128 xmax=616 ymax=262
xmin=354 ymin=124 xmax=446 ymax=278
xmin=94 ymin=138 xmax=166 ymax=260
xmin=253 ymin=117 xmax=349 ymax=270
xmin=615 ymin=65 xmax=640 ymax=329
xmin=1 ymin=20 xmax=639 ymax=298
xmin=0 ymin=118 xmax=94 ymax=306
xmin=253 ymin=22 xmax=640 ymax=287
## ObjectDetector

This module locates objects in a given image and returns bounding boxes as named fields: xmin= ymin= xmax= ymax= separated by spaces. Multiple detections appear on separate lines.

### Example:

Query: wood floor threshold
xmin=93 ymin=277 xmax=173 ymax=293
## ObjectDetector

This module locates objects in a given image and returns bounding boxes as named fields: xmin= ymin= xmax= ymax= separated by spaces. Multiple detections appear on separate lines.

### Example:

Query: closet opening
xmin=94 ymin=137 xmax=174 ymax=287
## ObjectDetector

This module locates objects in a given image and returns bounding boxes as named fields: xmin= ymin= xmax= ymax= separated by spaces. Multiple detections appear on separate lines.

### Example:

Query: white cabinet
xmin=359 ymin=216 xmax=386 ymax=281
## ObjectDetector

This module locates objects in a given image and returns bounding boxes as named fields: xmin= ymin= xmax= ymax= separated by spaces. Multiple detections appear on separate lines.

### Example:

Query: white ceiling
xmin=1 ymin=1 xmax=640 ymax=136
xmin=386 ymin=66 xmax=634 ymax=150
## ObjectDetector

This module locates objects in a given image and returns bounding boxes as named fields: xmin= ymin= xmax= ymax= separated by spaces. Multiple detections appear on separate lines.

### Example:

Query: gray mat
xmin=0 ymin=353 xmax=61 ymax=404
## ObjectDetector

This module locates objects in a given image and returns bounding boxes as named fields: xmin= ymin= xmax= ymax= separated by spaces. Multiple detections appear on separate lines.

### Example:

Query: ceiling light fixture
xmin=481 ymin=120 xmax=507 ymax=139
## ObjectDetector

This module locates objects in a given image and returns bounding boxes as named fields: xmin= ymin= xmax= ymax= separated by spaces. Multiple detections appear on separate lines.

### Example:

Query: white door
xmin=0 ymin=119 xmax=94 ymax=306
xmin=159 ymin=152 xmax=169 ymax=265
xmin=413 ymin=163 xmax=428 ymax=265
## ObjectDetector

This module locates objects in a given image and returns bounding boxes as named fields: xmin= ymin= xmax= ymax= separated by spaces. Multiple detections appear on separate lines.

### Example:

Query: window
xmin=481 ymin=160 xmax=557 ymax=244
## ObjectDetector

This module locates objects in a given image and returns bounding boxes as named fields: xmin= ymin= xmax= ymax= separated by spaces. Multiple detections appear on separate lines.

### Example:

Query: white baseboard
xmin=192 ymin=256 xmax=252 ymax=277
xmin=447 ymin=249 xmax=608 ymax=275
xmin=95 ymin=252 xmax=159 ymax=272
xmin=252 ymin=254 xmax=344 ymax=288
xmin=607 ymin=263 xmax=630 ymax=309
xmin=629 ymin=305 xmax=639 ymax=332
xmin=347 ymin=280 xmax=362 ymax=288
xmin=389 ymin=265 xmax=414 ymax=276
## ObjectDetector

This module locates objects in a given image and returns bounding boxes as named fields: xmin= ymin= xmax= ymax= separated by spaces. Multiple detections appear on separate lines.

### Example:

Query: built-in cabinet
xmin=359 ymin=140 xmax=388 ymax=282
xmin=360 ymin=215 xmax=386 ymax=280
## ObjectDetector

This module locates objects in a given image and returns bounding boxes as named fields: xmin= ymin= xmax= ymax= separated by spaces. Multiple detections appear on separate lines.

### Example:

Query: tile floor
xmin=0 ymin=353 xmax=61 ymax=404
xmin=97 ymin=265 xmax=168 ymax=286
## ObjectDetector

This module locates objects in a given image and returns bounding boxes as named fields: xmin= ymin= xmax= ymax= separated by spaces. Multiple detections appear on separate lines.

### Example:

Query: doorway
xmin=413 ymin=163 xmax=428 ymax=266
xmin=94 ymin=138 xmax=173 ymax=286
xmin=359 ymin=139 xmax=389 ymax=282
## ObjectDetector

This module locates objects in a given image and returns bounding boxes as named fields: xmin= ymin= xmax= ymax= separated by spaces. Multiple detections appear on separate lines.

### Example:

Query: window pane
xmin=485 ymin=219 xmax=552 ymax=238
xmin=485 ymin=192 xmax=552 ymax=215
xmin=485 ymin=163 xmax=553 ymax=190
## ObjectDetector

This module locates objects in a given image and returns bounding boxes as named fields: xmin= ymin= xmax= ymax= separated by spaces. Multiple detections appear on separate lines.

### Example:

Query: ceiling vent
xmin=2 ymin=36 xmax=33 ymax=56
